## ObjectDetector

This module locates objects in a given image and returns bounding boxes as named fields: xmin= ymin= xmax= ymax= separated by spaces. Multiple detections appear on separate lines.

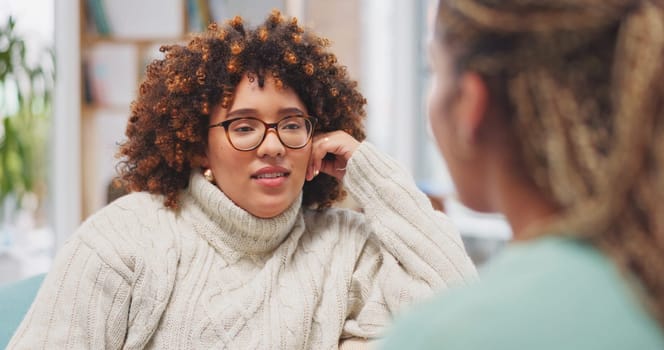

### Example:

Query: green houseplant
xmin=0 ymin=16 xmax=54 ymax=238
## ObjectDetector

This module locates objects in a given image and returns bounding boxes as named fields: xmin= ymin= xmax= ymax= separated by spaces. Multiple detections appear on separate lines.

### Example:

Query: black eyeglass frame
xmin=209 ymin=115 xmax=318 ymax=151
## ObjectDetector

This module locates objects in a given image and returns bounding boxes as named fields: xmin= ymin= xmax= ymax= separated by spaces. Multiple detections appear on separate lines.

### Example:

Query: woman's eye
xmin=231 ymin=123 xmax=256 ymax=133
xmin=229 ymin=118 xmax=261 ymax=133
xmin=282 ymin=123 xmax=301 ymax=130
xmin=233 ymin=126 xmax=255 ymax=133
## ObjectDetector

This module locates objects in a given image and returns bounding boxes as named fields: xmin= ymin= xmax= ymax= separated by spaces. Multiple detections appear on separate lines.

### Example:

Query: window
xmin=361 ymin=0 xmax=511 ymax=266
xmin=0 ymin=0 xmax=55 ymax=284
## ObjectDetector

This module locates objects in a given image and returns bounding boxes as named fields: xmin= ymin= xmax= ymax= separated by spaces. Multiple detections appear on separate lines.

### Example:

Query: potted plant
xmin=0 ymin=16 xmax=54 ymax=249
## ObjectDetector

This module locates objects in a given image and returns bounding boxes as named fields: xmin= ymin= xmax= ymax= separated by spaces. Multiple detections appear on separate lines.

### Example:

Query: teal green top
xmin=380 ymin=237 xmax=664 ymax=349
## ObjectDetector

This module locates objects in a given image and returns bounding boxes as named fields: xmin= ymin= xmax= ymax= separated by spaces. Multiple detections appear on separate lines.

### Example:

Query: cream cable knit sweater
xmin=8 ymin=142 xmax=477 ymax=349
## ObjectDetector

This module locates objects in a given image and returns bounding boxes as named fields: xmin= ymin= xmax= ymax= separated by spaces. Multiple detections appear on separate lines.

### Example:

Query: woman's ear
xmin=454 ymin=71 xmax=489 ymax=147
xmin=197 ymin=148 xmax=210 ymax=169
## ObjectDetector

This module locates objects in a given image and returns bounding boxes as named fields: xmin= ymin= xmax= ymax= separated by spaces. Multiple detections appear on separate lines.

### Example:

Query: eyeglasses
xmin=209 ymin=115 xmax=317 ymax=151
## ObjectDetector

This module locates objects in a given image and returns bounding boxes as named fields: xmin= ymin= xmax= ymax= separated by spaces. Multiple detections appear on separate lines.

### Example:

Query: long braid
xmin=437 ymin=0 xmax=664 ymax=325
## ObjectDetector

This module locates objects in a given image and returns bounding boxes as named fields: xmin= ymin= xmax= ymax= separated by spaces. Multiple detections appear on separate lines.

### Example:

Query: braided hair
xmin=435 ymin=0 xmax=664 ymax=325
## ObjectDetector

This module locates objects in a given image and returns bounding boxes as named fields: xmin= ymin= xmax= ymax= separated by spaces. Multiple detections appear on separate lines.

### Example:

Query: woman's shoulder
xmin=73 ymin=192 xmax=180 ymax=267
xmin=381 ymin=237 xmax=664 ymax=349
xmin=105 ymin=190 xmax=167 ymax=212
xmin=301 ymin=206 xmax=370 ymax=245
xmin=303 ymin=206 xmax=367 ymax=232
xmin=78 ymin=191 xmax=170 ymax=234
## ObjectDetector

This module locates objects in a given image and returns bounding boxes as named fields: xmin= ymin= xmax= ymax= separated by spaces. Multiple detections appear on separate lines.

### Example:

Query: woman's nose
xmin=256 ymin=129 xmax=285 ymax=158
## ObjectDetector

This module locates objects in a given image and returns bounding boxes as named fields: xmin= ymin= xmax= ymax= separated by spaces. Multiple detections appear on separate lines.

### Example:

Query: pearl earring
xmin=203 ymin=168 xmax=215 ymax=182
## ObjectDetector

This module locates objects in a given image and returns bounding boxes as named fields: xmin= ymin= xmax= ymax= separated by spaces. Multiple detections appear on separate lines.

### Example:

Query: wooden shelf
xmin=82 ymin=104 xmax=131 ymax=116
xmin=82 ymin=35 xmax=187 ymax=47
xmin=80 ymin=0 xmax=189 ymax=218
xmin=78 ymin=0 xmax=292 ymax=219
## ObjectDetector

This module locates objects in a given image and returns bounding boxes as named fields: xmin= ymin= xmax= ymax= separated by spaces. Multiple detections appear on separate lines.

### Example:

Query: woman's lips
xmin=251 ymin=167 xmax=290 ymax=187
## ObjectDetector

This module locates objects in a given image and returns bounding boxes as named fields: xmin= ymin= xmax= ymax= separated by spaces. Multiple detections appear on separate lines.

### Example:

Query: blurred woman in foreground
xmin=383 ymin=0 xmax=664 ymax=348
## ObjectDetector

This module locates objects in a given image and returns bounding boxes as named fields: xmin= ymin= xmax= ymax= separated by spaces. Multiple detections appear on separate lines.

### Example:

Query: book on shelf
xmin=85 ymin=0 xmax=111 ymax=35
xmin=187 ymin=0 xmax=287 ymax=32
xmin=85 ymin=0 xmax=184 ymax=39
xmin=85 ymin=43 xmax=139 ymax=108
xmin=85 ymin=0 xmax=288 ymax=38
xmin=186 ymin=0 xmax=204 ymax=32
xmin=211 ymin=0 xmax=285 ymax=25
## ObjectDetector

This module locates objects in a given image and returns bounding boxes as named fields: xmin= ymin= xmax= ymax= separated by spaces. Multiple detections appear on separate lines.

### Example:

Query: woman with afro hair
xmin=9 ymin=11 xmax=476 ymax=349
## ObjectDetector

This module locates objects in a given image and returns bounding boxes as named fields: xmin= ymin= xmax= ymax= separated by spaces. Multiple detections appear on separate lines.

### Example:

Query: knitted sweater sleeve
xmin=341 ymin=142 xmax=478 ymax=339
xmin=7 ymin=194 xmax=179 ymax=350
xmin=7 ymin=234 xmax=131 ymax=350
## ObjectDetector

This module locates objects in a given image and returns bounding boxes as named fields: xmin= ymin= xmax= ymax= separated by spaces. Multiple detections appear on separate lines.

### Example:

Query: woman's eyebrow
xmin=279 ymin=107 xmax=306 ymax=115
xmin=226 ymin=107 xmax=306 ymax=118
xmin=226 ymin=108 xmax=257 ymax=118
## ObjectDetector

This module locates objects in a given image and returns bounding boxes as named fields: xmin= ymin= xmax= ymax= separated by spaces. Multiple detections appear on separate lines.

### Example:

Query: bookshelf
xmin=78 ymin=0 xmax=288 ymax=218
xmin=79 ymin=0 xmax=187 ymax=218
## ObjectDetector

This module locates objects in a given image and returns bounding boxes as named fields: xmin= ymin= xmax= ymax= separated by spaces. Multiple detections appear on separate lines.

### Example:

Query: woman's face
xmin=427 ymin=40 xmax=483 ymax=209
xmin=205 ymin=74 xmax=312 ymax=218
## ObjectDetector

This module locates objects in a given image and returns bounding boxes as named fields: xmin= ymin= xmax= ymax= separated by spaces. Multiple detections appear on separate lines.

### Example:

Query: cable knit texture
xmin=8 ymin=142 xmax=477 ymax=349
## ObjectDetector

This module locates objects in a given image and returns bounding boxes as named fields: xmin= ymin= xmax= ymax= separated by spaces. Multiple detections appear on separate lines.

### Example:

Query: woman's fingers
xmin=307 ymin=131 xmax=360 ymax=181
xmin=306 ymin=136 xmax=327 ymax=181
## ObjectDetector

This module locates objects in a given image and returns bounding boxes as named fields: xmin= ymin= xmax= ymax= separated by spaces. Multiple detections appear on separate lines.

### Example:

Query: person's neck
xmin=492 ymin=172 xmax=559 ymax=241
xmin=187 ymin=171 xmax=303 ymax=255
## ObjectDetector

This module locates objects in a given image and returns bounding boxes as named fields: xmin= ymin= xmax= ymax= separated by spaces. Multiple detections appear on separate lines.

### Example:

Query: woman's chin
xmin=246 ymin=201 xmax=291 ymax=219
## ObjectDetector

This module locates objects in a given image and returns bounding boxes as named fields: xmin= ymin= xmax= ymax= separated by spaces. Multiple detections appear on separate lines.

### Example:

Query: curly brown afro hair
xmin=117 ymin=10 xmax=367 ymax=210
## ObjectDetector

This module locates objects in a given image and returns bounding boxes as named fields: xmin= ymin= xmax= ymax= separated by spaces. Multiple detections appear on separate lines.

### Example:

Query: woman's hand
xmin=306 ymin=131 xmax=360 ymax=181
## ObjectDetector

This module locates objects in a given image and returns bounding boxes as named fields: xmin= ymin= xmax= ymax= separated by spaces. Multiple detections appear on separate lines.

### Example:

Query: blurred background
xmin=0 ymin=0 xmax=510 ymax=286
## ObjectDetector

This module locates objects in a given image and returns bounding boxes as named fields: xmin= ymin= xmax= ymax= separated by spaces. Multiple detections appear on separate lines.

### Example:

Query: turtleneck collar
xmin=185 ymin=171 xmax=303 ymax=255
